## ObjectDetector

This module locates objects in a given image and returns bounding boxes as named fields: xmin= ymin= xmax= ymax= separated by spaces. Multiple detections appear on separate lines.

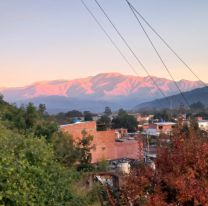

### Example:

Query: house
xmin=143 ymin=122 xmax=176 ymax=136
xmin=198 ymin=120 xmax=208 ymax=132
xmin=130 ymin=113 xmax=154 ymax=123
xmin=60 ymin=121 xmax=143 ymax=163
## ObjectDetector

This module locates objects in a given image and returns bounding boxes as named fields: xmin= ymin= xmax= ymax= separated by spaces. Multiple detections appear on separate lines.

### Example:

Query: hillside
xmin=0 ymin=73 xmax=205 ymax=113
xmin=134 ymin=86 xmax=208 ymax=110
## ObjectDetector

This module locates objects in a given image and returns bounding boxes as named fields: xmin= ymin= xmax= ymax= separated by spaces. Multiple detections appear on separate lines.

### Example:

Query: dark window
xmin=158 ymin=126 xmax=163 ymax=130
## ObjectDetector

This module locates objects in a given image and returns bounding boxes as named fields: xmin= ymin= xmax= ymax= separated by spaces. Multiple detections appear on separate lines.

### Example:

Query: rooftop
xmin=155 ymin=122 xmax=176 ymax=126
xmin=60 ymin=121 xmax=94 ymax=128
xmin=198 ymin=120 xmax=208 ymax=123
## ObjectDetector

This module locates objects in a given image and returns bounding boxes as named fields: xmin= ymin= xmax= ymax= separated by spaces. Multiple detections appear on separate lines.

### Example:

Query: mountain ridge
xmin=0 ymin=73 xmax=205 ymax=113
xmin=134 ymin=86 xmax=208 ymax=111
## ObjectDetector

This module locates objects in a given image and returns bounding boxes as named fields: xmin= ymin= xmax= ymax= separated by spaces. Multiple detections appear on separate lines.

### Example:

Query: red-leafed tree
xmin=122 ymin=123 xmax=208 ymax=206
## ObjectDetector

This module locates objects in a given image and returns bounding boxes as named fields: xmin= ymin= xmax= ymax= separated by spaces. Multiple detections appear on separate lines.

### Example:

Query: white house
xmin=198 ymin=120 xmax=208 ymax=132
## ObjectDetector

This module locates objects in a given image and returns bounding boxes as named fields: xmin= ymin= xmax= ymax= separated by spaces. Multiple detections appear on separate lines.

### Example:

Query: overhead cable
xmin=126 ymin=0 xmax=207 ymax=89
xmin=126 ymin=0 xmax=190 ymax=107
xmin=80 ymin=0 xmax=140 ymax=76
xmin=93 ymin=0 xmax=169 ymax=102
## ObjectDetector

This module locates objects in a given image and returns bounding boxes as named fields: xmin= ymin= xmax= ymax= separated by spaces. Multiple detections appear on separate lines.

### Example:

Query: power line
xmin=93 ymin=0 xmax=169 ymax=102
xmin=126 ymin=0 xmax=207 ymax=89
xmin=126 ymin=0 xmax=190 ymax=108
xmin=80 ymin=0 xmax=140 ymax=76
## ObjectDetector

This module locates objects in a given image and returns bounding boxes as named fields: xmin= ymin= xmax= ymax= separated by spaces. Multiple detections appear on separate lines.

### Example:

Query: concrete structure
xmin=198 ymin=120 xmax=208 ymax=132
xmin=60 ymin=121 xmax=143 ymax=163
xmin=60 ymin=121 xmax=97 ymax=138
xmin=130 ymin=113 xmax=154 ymax=123
xmin=143 ymin=122 xmax=176 ymax=136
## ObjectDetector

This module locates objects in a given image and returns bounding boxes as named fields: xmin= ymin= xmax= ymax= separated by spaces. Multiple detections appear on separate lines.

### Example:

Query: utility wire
xmin=93 ymin=0 xmax=169 ymax=102
xmin=126 ymin=0 xmax=190 ymax=107
xmin=126 ymin=0 xmax=207 ymax=88
xmin=80 ymin=0 xmax=140 ymax=76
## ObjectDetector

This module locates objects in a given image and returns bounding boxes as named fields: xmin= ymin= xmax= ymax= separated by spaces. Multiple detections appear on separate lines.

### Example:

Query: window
xmin=158 ymin=126 xmax=163 ymax=130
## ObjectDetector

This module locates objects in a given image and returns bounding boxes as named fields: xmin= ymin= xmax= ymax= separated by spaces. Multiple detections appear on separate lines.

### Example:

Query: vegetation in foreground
xmin=1 ymin=93 xmax=208 ymax=206
xmin=120 ymin=122 xmax=208 ymax=205
xmin=0 ymin=95 xmax=99 ymax=206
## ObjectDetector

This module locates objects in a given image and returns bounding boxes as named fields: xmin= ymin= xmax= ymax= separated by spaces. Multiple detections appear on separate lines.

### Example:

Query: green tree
xmin=0 ymin=124 xmax=84 ymax=206
xmin=0 ymin=94 xmax=4 ymax=104
xmin=104 ymin=106 xmax=112 ymax=116
xmin=66 ymin=110 xmax=83 ymax=118
xmin=84 ymin=111 xmax=93 ymax=121
xmin=52 ymin=131 xmax=79 ymax=167
xmin=190 ymin=101 xmax=205 ymax=113
xmin=112 ymin=109 xmax=138 ymax=132
xmin=97 ymin=115 xmax=111 ymax=131
xmin=38 ymin=103 xmax=46 ymax=116
xmin=34 ymin=120 xmax=58 ymax=141
xmin=76 ymin=130 xmax=95 ymax=171
xmin=25 ymin=102 xmax=38 ymax=129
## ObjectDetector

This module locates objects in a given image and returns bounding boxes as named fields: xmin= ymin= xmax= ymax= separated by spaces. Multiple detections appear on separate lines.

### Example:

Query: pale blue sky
xmin=0 ymin=0 xmax=207 ymax=87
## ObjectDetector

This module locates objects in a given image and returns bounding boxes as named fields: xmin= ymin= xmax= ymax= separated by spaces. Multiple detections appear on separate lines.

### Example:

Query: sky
xmin=0 ymin=0 xmax=208 ymax=87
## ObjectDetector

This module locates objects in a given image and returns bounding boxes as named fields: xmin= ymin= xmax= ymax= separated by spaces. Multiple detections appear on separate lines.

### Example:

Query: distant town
xmin=59 ymin=103 xmax=208 ymax=163
xmin=1 ymin=0 xmax=208 ymax=205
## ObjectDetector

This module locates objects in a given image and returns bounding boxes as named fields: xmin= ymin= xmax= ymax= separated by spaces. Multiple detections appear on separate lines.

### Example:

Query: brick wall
xmin=60 ymin=121 xmax=97 ymax=139
xmin=60 ymin=121 xmax=144 ymax=163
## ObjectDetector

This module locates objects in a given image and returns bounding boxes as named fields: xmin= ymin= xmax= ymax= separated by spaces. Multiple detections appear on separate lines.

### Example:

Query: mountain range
xmin=0 ymin=73 xmax=205 ymax=113
xmin=135 ymin=86 xmax=208 ymax=111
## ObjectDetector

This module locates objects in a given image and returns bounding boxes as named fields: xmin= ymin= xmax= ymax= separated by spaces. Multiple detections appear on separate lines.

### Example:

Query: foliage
xmin=76 ymin=130 xmax=95 ymax=171
xmin=52 ymin=131 xmax=79 ymax=167
xmin=97 ymin=115 xmax=111 ymax=131
xmin=0 ymin=124 xmax=84 ymax=206
xmin=54 ymin=110 xmax=84 ymax=124
xmin=0 ymin=97 xmax=100 ymax=205
xmin=153 ymin=109 xmax=173 ymax=122
xmin=1 ymin=101 xmax=58 ymax=140
xmin=104 ymin=106 xmax=112 ymax=116
xmin=38 ymin=103 xmax=47 ymax=116
xmin=66 ymin=110 xmax=83 ymax=118
xmin=96 ymin=159 xmax=109 ymax=172
xmin=84 ymin=111 xmax=93 ymax=121
xmin=112 ymin=109 xmax=138 ymax=132
xmin=122 ymin=127 xmax=208 ymax=205
xmin=190 ymin=101 xmax=205 ymax=113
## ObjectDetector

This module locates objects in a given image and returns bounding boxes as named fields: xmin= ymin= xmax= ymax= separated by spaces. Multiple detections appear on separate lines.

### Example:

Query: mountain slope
xmin=0 ymin=73 xmax=205 ymax=113
xmin=134 ymin=86 xmax=208 ymax=110
xmin=16 ymin=96 xmax=120 ymax=113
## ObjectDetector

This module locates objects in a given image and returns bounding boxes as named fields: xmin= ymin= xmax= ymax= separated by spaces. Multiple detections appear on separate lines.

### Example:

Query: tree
xmin=52 ymin=131 xmax=79 ymax=167
xmin=66 ymin=110 xmax=83 ymax=118
xmin=76 ymin=130 xmax=95 ymax=171
xmin=190 ymin=101 xmax=205 ymax=113
xmin=0 ymin=94 xmax=4 ymax=104
xmin=104 ymin=106 xmax=112 ymax=116
xmin=0 ymin=124 xmax=84 ymax=206
xmin=25 ymin=102 xmax=38 ymax=129
xmin=53 ymin=110 xmax=83 ymax=125
xmin=153 ymin=109 xmax=173 ymax=122
xmin=97 ymin=115 xmax=111 ymax=131
xmin=122 ymin=126 xmax=208 ymax=205
xmin=34 ymin=120 xmax=58 ymax=141
xmin=112 ymin=109 xmax=138 ymax=132
xmin=84 ymin=111 xmax=93 ymax=121
xmin=38 ymin=103 xmax=46 ymax=116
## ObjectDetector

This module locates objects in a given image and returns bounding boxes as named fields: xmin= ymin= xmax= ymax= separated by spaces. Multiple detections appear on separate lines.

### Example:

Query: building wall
xmin=156 ymin=124 xmax=175 ymax=134
xmin=144 ymin=123 xmax=175 ymax=135
xmin=60 ymin=121 xmax=97 ymax=139
xmin=60 ymin=121 xmax=143 ymax=163
xmin=92 ymin=131 xmax=143 ymax=163
xmin=198 ymin=121 xmax=208 ymax=131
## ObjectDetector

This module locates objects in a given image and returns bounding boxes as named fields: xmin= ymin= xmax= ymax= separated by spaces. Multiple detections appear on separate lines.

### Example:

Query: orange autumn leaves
xmin=123 ymin=128 xmax=208 ymax=205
